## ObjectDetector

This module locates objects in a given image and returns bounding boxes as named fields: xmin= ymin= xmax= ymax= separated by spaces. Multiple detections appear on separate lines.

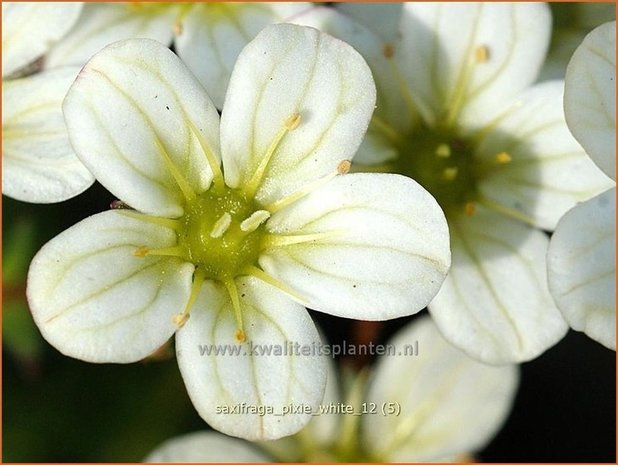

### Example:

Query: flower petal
xmin=176 ymin=276 xmax=326 ymax=441
xmin=364 ymin=316 xmax=518 ymax=462
xmin=220 ymin=23 xmax=376 ymax=206
xmin=144 ymin=431 xmax=270 ymax=463
xmin=261 ymin=173 xmax=450 ymax=320
xmin=428 ymin=208 xmax=568 ymax=364
xmin=2 ymin=2 xmax=83 ymax=77
xmin=175 ymin=3 xmax=312 ymax=110
xmin=63 ymin=39 xmax=220 ymax=217
xmin=397 ymin=3 xmax=551 ymax=127
xmin=564 ymin=21 xmax=616 ymax=180
xmin=44 ymin=3 xmax=177 ymax=70
xmin=548 ymin=188 xmax=616 ymax=349
xmin=26 ymin=211 xmax=193 ymax=363
xmin=2 ymin=68 xmax=95 ymax=203
xmin=476 ymin=80 xmax=613 ymax=230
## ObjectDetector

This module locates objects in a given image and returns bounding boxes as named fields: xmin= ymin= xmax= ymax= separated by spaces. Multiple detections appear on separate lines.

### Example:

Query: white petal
xmin=176 ymin=276 xmax=326 ymax=441
xmin=144 ymin=431 xmax=270 ymax=463
xmin=429 ymin=208 xmax=569 ymax=364
xmin=2 ymin=68 xmax=94 ymax=203
xmin=364 ymin=316 xmax=519 ymax=462
xmin=176 ymin=3 xmax=312 ymax=109
xmin=44 ymin=3 xmax=177 ymax=69
xmin=548 ymin=188 xmax=616 ymax=349
xmin=477 ymin=80 xmax=613 ymax=230
xmin=26 ymin=211 xmax=193 ymax=363
xmin=564 ymin=21 xmax=616 ymax=180
xmin=2 ymin=2 xmax=83 ymax=77
xmin=295 ymin=6 xmax=417 ymax=154
xmin=220 ymin=23 xmax=376 ymax=206
xmin=63 ymin=39 xmax=220 ymax=217
xmin=261 ymin=173 xmax=450 ymax=320
xmin=397 ymin=3 xmax=551 ymax=127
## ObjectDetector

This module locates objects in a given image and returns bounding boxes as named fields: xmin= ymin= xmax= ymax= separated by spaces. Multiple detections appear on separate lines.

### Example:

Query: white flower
xmin=26 ymin=25 xmax=450 ymax=440
xmin=548 ymin=21 xmax=616 ymax=350
xmin=2 ymin=2 xmax=95 ymax=203
xmin=298 ymin=3 xmax=614 ymax=364
xmin=43 ymin=2 xmax=313 ymax=109
xmin=144 ymin=316 xmax=519 ymax=462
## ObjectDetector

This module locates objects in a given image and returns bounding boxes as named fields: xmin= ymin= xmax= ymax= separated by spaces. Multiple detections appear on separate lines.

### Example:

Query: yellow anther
xmin=174 ymin=19 xmax=183 ymax=35
xmin=464 ymin=201 xmax=476 ymax=216
xmin=443 ymin=167 xmax=458 ymax=181
xmin=172 ymin=313 xmax=190 ymax=328
xmin=495 ymin=151 xmax=512 ymax=164
xmin=210 ymin=212 xmax=232 ymax=238
xmin=133 ymin=246 xmax=149 ymax=257
xmin=240 ymin=210 xmax=271 ymax=233
xmin=235 ymin=329 xmax=246 ymax=343
xmin=475 ymin=45 xmax=490 ymax=63
xmin=435 ymin=143 xmax=451 ymax=158
xmin=383 ymin=42 xmax=395 ymax=58
xmin=337 ymin=159 xmax=351 ymax=174
xmin=285 ymin=112 xmax=302 ymax=130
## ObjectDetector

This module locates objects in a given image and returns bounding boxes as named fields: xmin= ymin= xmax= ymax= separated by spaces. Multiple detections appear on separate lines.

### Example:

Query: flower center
xmin=178 ymin=187 xmax=268 ymax=281
xmin=394 ymin=126 xmax=478 ymax=216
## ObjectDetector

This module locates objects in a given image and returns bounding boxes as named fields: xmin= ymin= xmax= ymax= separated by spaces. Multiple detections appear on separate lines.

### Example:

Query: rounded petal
xmin=63 ymin=39 xmax=220 ymax=217
xmin=548 ymin=188 xmax=616 ymax=349
xmin=397 ymin=3 xmax=551 ymax=127
xmin=176 ymin=276 xmax=327 ymax=441
xmin=176 ymin=2 xmax=312 ymax=109
xmin=220 ymin=23 xmax=376 ymax=206
xmin=261 ymin=173 xmax=450 ymax=320
xmin=44 ymin=3 xmax=177 ymax=69
xmin=429 ymin=208 xmax=569 ymax=364
xmin=564 ymin=21 xmax=616 ymax=180
xmin=26 ymin=211 xmax=194 ymax=363
xmin=144 ymin=431 xmax=270 ymax=463
xmin=477 ymin=80 xmax=613 ymax=230
xmin=364 ymin=316 xmax=519 ymax=462
xmin=2 ymin=68 xmax=94 ymax=203
xmin=2 ymin=2 xmax=83 ymax=77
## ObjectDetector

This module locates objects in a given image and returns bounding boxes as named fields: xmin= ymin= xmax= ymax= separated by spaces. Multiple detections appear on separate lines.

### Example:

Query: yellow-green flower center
xmin=178 ymin=187 xmax=267 ymax=281
xmin=394 ymin=126 xmax=478 ymax=216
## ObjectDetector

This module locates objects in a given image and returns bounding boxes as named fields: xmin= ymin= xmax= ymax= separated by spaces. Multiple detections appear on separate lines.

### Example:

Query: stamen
xmin=244 ymin=112 xmax=301 ymax=198
xmin=223 ymin=278 xmax=245 ymax=343
xmin=134 ymin=245 xmax=185 ymax=258
xmin=240 ymin=210 xmax=271 ymax=233
xmin=210 ymin=212 xmax=232 ymax=238
xmin=110 ymin=200 xmax=132 ymax=210
xmin=435 ymin=143 xmax=451 ymax=158
xmin=475 ymin=45 xmax=490 ymax=63
xmin=264 ymin=161 xmax=349 ymax=214
xmin=154 ymin=138 xmax=196 ymax=202
xmin=173 ymin=19 xmax=183 ymax=35
xmin=119 ymin=210 xmax=181 ymax=232
xmin=172 ymin=268 xmax=206 ymax=328
xmin=464 ymin=201 xmax=476 ymax=216
xmin=186 ymin=119 xmax=225 ymax=193
xmin=133 ymin=246 xmax=149 ymax=257
xmin=262 ymin=231 xmax=344 ymax=248
xmin=495 ymin=151 xmax=512 ymax=164
xmin=242 ymin=265 xmax=307 ymax=304
xmin=442 ymin=167 xmax=458 ymax=181
xmin=383 ymin=42 xmax=395 ymax=58
xmin=479 ymin=197 xmax=536 ymax=225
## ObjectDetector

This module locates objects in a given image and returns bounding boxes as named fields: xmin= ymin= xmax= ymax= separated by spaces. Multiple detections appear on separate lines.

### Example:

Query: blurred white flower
xmin=2 ymin=2 xmax=94 ymax=203
xmin=144 ymin=316 xmax=519 ymax=462
xmin=548 ymin=21 xmax=616 ymax=350
xmin=43 ymin=2 xmax=313 ymax=108
xmin=26 ymin=25 xmax=450 ymax=440
xmin=297 ymin=2 xmax=613 ymax=364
